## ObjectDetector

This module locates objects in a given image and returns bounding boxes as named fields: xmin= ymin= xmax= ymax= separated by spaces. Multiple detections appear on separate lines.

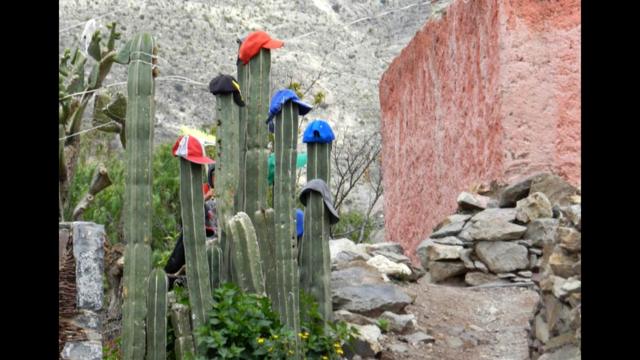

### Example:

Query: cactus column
xmin=146 ymin=269 xmax=168 ymax=360
xmin=227 ymin=212 xmax=266 ymax=294
xmin=273 ymin=101 xmax=301 ymax=336
xmin=121 ymin=32 xmax=155 ymax=360
xmin=300 ymin=122 xmax=334 ymax=322
xmin=237 ymin=49 xmax=272 ymax=275
xmin=178 ymin=158 xmax=213 ymax=332
xmin=215 ymin=94 xmax=241 ymax=283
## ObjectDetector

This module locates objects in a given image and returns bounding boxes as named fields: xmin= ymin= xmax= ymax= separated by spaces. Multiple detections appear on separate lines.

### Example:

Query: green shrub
xmin=331 ymin=211 xmax=375 ymax=244
xmin=193 ymin=283 xmax=358 ymax=359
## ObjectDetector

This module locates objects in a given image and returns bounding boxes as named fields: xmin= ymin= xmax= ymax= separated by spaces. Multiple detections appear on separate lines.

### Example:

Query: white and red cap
xmin=171 ymin=135 xmax=214 ymax=164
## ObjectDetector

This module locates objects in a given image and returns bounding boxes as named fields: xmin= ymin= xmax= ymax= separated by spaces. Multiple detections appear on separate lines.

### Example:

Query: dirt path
xmin=379 ymin=278 xmax=540 ymax=360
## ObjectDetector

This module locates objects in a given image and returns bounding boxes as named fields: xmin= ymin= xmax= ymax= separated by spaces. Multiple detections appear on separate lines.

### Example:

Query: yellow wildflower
xmin=272 ymin=334 xmax=279 ymax=340
xmin=257 ymin=337 xmax=265 ymax=344
xmin=336 ymin=348 xmax=344 ymax=355
xmin=321 ymin=356 xmax=329 ymax=360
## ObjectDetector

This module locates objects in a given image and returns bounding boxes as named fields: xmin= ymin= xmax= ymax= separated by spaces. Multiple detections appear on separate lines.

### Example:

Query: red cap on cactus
xmin=238 ymin=31 xmax=284 ymax=64
xmin=171 ymin=135 xmax=214 ymax=164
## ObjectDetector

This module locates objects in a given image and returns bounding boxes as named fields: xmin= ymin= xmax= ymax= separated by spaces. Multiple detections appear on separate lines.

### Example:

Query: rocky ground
xmin=330 ymin=172 xmax=581 ymax=359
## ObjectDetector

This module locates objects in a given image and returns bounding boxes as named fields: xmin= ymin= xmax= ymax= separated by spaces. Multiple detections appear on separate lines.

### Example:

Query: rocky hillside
xmin=60 ymin=0 xmax=453 ymax=144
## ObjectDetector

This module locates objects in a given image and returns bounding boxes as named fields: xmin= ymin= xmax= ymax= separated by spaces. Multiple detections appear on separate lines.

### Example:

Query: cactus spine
xmin=178 ymin=158 xmax=213 ymax=332
xmin=122 ymin=32 xmax=156 ymax=360
xmin=253 ymin=208 xmax=277 ymax=300
xmin=227 ymin=212 xmax=266 ymax=294
xmin=215 ymin=94 xmax=241 ymax=283
xmin=146 ymin=269 xmax=168 ymax=360
xmin=273 ymin=101 xmax=301 ymax=337
xmin=300 ymin=134 xmax=333 ymax=322
xmin=238 ymin=50 xmax=273 ymax=293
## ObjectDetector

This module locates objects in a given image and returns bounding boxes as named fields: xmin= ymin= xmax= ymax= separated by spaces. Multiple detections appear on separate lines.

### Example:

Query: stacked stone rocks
xmin=414 ymin=173 xmax=580 ymax=290
xmin=330 ymin=238 xmax=432 ymax=358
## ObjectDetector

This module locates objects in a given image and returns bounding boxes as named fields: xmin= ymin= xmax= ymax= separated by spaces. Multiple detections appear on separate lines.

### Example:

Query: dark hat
xmin=209 ymin=74 xmax=246 ymax=107
xmin=299 ymin=179 xmax=340 ymax=225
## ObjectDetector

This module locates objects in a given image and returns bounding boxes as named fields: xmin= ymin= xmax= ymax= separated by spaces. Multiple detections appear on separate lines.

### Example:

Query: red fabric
xmin=171 ymin=135 xmax=214 ymax=164
xmin=238 ymin=31 xmax=284 ymax=64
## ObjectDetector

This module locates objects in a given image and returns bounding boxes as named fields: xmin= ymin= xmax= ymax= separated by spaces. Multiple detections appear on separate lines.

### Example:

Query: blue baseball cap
xmin=296 ymin=208 xmax=304 ymax=238
xmin=302 ymin=119 xmax=335 ymax=144
xmin=266 ymin=89 xmax=313 ymax=130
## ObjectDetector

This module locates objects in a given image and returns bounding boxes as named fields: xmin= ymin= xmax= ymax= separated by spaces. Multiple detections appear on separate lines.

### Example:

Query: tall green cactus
xmin=170 ymin=303 xmax=195 ymax=360
xmin=146 ymin=269 xmax=168 ymax=360
xmin=122 ymin=243 xmax=152 ymax=360
xmin=237 ymin=48 xmax=270 ymax=223
xmin=215 ymin=93 xmax=241 ymax=283
xmin=121 ymin=32 xmax=156 ymax=360
xmin=178 ymin=158 xmax=213 ymax=332
xmin=207 ymin=239 xmax=223 ymax=291
xmin=300 ymin=126 xmax=334 ymax=322
xmin=227 ymin=212 xmax=266 ymax=294
xmin=253 ymin=208 xmax=277 ymax=300
xmin=273 ymin=101 xmax=301 ymax=338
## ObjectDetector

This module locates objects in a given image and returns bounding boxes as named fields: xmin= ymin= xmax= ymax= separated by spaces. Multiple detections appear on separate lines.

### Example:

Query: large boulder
xmin=468 ymin=219 xmax=527 ymax=241
xmin=330 ymin=238 xmax=367 ymax=259
xmin=427 ymin=243 xmax=463 ymax=261
xmin=498 ymin=173 xmax=546 ymax=207
xmin=378 ymin=311 xmax=417 ymax=334
xmin=332 ymin=250 xmax=371 ymax=270
xmin=415 ymin=239 xmax=435 ymax=270
xmin=431 ymin=221 xmax=466 ymax=238
xmin=470 ymin=208 xmax=518 ymax=223
xmin=429 ymin=261 xmax=467 ymax=282
xmin=332 ymin=284 xmax=412 ymax=317
xmin=348 ymin=324 xmax=382 ymax=358
xmin=331 ymin=265 xmax=385 ymax=290
xmin=433 ymin=214 xmax=473 ymax=232
xmin=525 ymin=218 xmax=560 ymax=247
xmin=516 ymin=192 xmax=553 ymax=223
xmin=475 ymin=241 xmax=529 ymax=273
xmin=529 ymin=174 xmax=579 ymax=207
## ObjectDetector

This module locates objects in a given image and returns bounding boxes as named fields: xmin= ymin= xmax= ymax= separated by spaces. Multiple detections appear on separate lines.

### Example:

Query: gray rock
xmin=401 ymin=331 xmax=435 ymax=345
xmin=561 ymin=278 xmax=581 ymax=294
xmin=431 ymin=221 xmax=466 ymax=238
xmin=371 ymin=250 xmax=412 ymax=266
xmin=72 ymin=222 xmax=105 ymax=311
xmin=432 ymin=214 xmax=472 ymax=232
xmin=559 ymin=205 xmax=581 ymax=230
xmin=366 ymin=255 xmax=412 ymax=277
xmin=333 ymin=284 xmax=412 ymax=317
xmin=415 ymin=239 xmax=435 ymax=270
xmin=517 ymin=271 xmax=533 ymax=278
xmin=429 ymin=261 xmax=467 ymax=282
xmin=457 ymin=221 xmax=474 ymax=242
xmin=525 ymin=218 xmax=560 ymax=247
xmin=537 ymin=345 xmax=581 ymax=360
xmin=530 ymin=174 xmax=578 ymax=207
xmin=516 ymin=192 xmax=553 ymax=223
xmin=432 ymin=236 xmax=464 ymax=246
xmin=73 ymin=310 xmax=101 ymax=331
xmin=464 ymin=272 xmax=505 ymax=286
xmin=529 ymin=248 xmax=543 ymax=255
xmin=445 ymin=336 xmax=464 ymax=348
xmin=379 ymin=311 xmax=417 ymax=334
xmin=474 ymin=261 xmax=489 ymax=273
xmin=530 ymin=253 xmax=539 ymax=269
xmin=349 ymin=324 xmax=382 ymax=358
xmin=366 ymin=242 xmax=405 ymax=256
xmin=333 ymin=309 xmax=376 ymax=326
xmin=459 ymin=248 xmax=475 ymax=269
xmin=61 ymin=341 xmax=102 ymax=360
xmin=497 ymin=273 xmax=517 ymax=279
xmin=475 ymin=242 xmax=529 ymax=273
xmin=515 ymin=239 xmax=533 ymax=247
xmin=332 ymin=250 xmax=371 ymax=270
xmin=499 ymin=173 xmax=548 ymax=207
xmin=457 ymin=192 xmax=491 ymax=210
xmin=387 ymin=343 xmax=410 ymax=353
xmin=468 ymin=219 xmax=527 ymax=241
xmin=535 ymin=314 xmax=550 ymax=343
xmin=548 ymin=247 xmax=580 ymax=278
xmin=330 ymin=238 xmax=367 ymax=259
xmin=470 ymin=208 xmax=518 ymax=223
xmin=427 ymin=243 xmax=463 ymax=261
xmin=331 ymin=266 xmax=385 ymax=290
xmin=557 ymin=227 xmax=581 ymax=252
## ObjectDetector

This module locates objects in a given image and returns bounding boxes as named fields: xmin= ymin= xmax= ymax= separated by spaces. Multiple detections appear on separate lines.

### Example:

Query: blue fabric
xmin=296 ymin=208 xmax=304 ymax=237
xmin=302 ymin=119 xmax=335 ymax=144
xmin=266 ymin=89 xmax=313 ymax=128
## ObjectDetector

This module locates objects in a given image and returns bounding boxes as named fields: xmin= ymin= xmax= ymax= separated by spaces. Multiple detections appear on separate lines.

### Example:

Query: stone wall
xmin=379 ymin=0 xmax=580 ymax=259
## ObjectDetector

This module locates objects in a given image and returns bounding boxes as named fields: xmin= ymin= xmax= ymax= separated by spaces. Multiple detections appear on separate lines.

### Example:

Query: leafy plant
xmin=332 ymin=210 xmax=375 ymax=243
xmin=103 ymin=336 xmax=122 ymax=360
xmin=193 ymin=284 xmax=358 ymax=359
xmin=376 ymin=319 xmax=390 ymax=333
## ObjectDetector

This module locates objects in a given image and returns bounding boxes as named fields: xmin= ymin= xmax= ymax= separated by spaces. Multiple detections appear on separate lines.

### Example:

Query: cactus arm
xmin=254 ymin=208 xmax=277 ymax=300
xmin=228 ymin=212 xmax=266 ymax=294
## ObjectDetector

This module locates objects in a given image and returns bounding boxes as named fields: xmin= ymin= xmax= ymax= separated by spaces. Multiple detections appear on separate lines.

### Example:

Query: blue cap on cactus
xmin=266 ymin=89 xmax=313 ymax=130
xmin=302 ymin=119 xmax=335 ymax=144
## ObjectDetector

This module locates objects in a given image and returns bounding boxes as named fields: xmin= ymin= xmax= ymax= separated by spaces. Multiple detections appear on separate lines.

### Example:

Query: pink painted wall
xmin=379 ymin=0 xmax=580 ymax=261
